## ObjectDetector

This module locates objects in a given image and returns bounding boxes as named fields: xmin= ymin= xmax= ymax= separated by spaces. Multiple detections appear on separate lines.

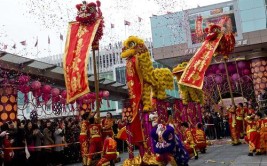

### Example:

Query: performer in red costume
xmin=227 ymin=105 xmax=241 ymax=145
xmin=258 ymin=110 xmax=267 ymax=154
xmin=236 ymin=103 xmax=245 ymax=138
xmin=96 ymin=134 xmax=119 ymax=166
xmin=248 ymin=104 xmax=256 ymax=116
xmin=102 ymin=112 xmax=114 ymax=139
xmin=245 ymin=112 xmax=262 ymax=156
xmin=181 ymin=122 xmax=198 ymax=159
xmin=192 ymin=123 xmax=207 ymax=154
xmin=87 ymin=116 xmax=103 ymax=166
xmin=79 ymin=112 xmax=90 ymax=166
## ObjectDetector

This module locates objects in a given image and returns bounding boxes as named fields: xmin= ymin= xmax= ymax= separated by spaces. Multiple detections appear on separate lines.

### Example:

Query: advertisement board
xmin=189 ymin=6 xmax=238 ymax=44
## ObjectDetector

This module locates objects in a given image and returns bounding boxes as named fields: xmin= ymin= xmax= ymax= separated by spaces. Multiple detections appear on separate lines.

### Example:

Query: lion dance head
xmin=121 ymin=36 xmax=148 ymax=59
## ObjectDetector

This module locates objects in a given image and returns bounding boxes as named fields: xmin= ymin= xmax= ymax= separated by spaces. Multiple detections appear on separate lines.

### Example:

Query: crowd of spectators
xmin=0 ymin=117 xmax=81 ymax=166
xmin=0 ymin=116 xmax=127 ymax=166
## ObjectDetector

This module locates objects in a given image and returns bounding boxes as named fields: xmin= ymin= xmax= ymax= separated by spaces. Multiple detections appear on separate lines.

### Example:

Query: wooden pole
xmin=212 ymin=76 xmax=224 ymax=107
xmin=223 ymin=57 xmax=235 ymax=106
xmin=92 ymin=49 xmax=100 ymax=120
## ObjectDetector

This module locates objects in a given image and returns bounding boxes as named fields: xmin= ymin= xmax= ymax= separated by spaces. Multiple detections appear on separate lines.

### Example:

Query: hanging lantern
xmin=103 ymin=91 xmax=109 ymax=97
xmin=237 ymin=61 xmax=246 ymax=69
xmin=215 ymin=75 xmax=223 ymax=84
xmin=18 ymin=75 xmax=30 ymax=85
xmin=231 ymin=73 xmax=240 ymax=81
xmin=42 ymin=85 xmax=52 ymax=94
xmin=218 ymin=63 xmax=225 ymax=71
xmin=18 ymin=84 xmax=30 ymax=103
xmin=51 ymin=88 xmax=60 ymax=97
xmin=31 ymin=81 xmax=41 ymax=90
xmin=243 ymin=69 xmax=251 ymax=75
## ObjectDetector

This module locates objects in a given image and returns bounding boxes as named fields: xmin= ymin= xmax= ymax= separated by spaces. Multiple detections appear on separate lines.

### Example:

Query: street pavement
xmin=67 ymin=139 xmax=267 ymax=166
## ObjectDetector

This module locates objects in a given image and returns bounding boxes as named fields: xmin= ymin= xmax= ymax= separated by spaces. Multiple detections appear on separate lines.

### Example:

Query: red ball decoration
xmin=18 ymin=75 xmax=30 ymax=85
xmin=243 ymin=69 xmax=251 ymax=75
xmin=237 ymin=61 xmax=246 ymax=69
xmin=215 ymin=75 xmax=223 ymax=84
xmin=31 ymin=81 xmax=41 ymax=90
xmin=51 ymin=88 xmax=60 ymax=97
xmin=33 ymin=88 xmax=42 ymax=98
xmin=42 ymin=85 xmax=52 ymax=94
xmin=216 ymin=69 xmax=221 ymax=74
xmin=61 ymin=90 xmax=67 ymax=99
xmin=218 ymin=63 xmax=225 ymax=71
xmin=103 ymin=91 xmax=110 ymax=97
xmin=42 ymin=93 xmax=50 ymax=103
xmin=228 ymin=64 xmax=236 ymax=74
xmin=231 ymin=73 xmax=240 ymax=81
xmin=19 ymin=84 xmax=30 ymax=93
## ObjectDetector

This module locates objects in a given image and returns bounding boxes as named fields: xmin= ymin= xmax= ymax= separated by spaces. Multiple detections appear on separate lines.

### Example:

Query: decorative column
xmin=0 ymin=86 xmax=17 ymax=126
xmin=251 ymin=57 xmax=267 ymax=97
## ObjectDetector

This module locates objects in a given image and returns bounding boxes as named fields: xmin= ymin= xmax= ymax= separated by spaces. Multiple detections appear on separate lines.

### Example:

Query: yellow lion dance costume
xmin=121 ymin=36 xmax=173 ymax=111
xmin=173 ymin=62 xmax=204 ymax=105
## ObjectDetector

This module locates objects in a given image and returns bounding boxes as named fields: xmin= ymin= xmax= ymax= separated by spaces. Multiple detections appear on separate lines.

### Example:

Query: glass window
xmin=240 ymin=10 xmax=254 ymax=22
xmin=242 ymin=21 xmax=255 ymax=32
xmin=254 ymin=0 xmax=265 ymax=8
xmin=238 ymin=0 xmax=253 ymax=10
xmin=252 ymin=7 xmax=266 ymax=19
xmin=254 ymin=18 xmax=266 ymax=30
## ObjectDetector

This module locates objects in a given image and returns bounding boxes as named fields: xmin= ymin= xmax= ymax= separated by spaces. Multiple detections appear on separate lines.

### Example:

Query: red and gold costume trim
xmin=125 ymin=55 xmax=145 ymax=144
xmin=244 ymin=117 xmax=260 ymax=153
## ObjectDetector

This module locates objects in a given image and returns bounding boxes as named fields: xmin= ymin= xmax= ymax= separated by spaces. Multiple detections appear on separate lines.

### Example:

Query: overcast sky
xmin=0 ymin=0 xmax=230 ymax=59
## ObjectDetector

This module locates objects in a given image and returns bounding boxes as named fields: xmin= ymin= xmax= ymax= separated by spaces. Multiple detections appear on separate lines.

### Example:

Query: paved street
xmin=67 ymin=139 xmax=267 ymax=166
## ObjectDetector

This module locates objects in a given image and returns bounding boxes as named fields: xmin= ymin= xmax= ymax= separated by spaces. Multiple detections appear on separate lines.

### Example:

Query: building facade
xmin=150 ymin=0 xmax=267 ymax=100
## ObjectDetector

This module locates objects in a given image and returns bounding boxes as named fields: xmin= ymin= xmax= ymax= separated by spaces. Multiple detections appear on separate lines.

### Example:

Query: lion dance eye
xmin=128 ymin=41 xmax=136 ymax=48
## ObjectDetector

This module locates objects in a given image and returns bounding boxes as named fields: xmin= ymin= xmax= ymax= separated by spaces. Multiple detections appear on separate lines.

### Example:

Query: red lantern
xmin=31 ymin=81 xmax=41 ymax=90
xmin=218 ymin=63 xmax=225 ymax=71
xmin=18 ymin=75 xmax=30 ymax=85
xmin=215 ymin=75 xmax=223 ymax=84
xmin=231 ymin=73 xmax=240 ymax=81
xmin=243 ymin=69 xmax=251 ymax=75
xmin=42 ymin=93 xmax=51 ymax=104
xmin=237 ymin=61 xmax=246 ymax=69
xmin=51 ymin=88 xmax=60 ymax=97
xmin=61 ymin=90 xmax=67 ymax=99
xmin=42 ymin=85 xmax=52 ymax=94
xmin=103 ymin=91 xmax=110 ymax=97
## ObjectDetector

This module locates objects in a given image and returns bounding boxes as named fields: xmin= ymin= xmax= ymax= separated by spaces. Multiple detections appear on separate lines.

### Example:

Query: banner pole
xmin=92 ymin=49 xmax=100 ymax=120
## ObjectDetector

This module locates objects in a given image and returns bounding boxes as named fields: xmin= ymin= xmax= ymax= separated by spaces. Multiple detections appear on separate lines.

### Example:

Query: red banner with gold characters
xmin=179 ymin=34 xmax=223 ymax=89
xmin=125 ymin=55 xmax=144 ymax=144
xmin=63 ymin=20 xmax=101 ymax=103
